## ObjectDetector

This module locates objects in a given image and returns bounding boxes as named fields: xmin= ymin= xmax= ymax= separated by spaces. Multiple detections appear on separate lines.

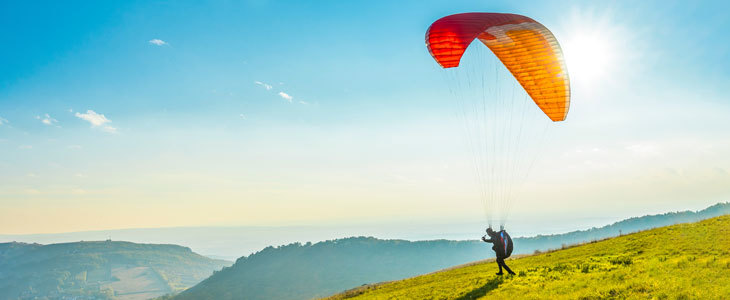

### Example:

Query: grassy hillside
xmin=165 ymin=203 xmax=730 ymax=300
xmin=515 ymin=202 xmax=730 ymax=254
xmin=327 ymin=215 xmax=730 ymax=299
xmin=0 ymin=240 xmax=230 ymax=300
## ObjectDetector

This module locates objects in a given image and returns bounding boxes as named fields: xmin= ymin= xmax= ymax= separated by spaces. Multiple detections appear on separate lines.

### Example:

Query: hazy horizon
xmin=0 ymin=216 xmax=627 ymax=260
xmin=2 ymin=201 xmax=723 ymax=260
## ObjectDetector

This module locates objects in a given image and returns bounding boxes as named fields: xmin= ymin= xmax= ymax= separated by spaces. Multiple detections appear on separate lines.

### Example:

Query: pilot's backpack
xmin=499 ymin=230 xmax=514 ymax=258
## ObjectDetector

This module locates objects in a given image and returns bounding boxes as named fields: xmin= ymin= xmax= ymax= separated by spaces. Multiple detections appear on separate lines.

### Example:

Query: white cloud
xmin=75 ymin=110 xmax=116 ymax=133
xmin=239 ymin=114 xmax=247 ymax=119
xmin=67 ymin=145 xmax=82 ymax=150
xmin=75 ymin=110 xmax=110 ymax=126
xmin=37 ymin=113 xmax=58 ymax=126
xmin=149 ymin=39 xmax=167 ymax=46
xmin=254 ymin=81 xmax=273 ymax=90
xmin=102 ymin=126 xmax=117 ymax=133
xmin=0 ymin=117 xmax=7 ymax=125
xmin=18 ymin=145 xmax=32 ymax=149
xmin=278 ymin=92 xmax=293 ymax=102
xmin=254 ymin=81 xmax=303 ymax=104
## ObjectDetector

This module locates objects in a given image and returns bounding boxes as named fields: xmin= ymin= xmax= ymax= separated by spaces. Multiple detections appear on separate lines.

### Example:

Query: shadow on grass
xmin=454 ymin=277 xmax=504 ymax=300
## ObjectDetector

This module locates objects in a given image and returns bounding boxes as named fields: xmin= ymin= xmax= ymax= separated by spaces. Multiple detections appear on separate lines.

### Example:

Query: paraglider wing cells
xmin=426 ymin=13 xmax=570 ymax=121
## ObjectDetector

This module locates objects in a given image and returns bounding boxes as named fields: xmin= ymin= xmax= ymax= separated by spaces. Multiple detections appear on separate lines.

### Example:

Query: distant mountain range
xmin=168 ymin=202 xmax=730 ymax=300
xmin=0 ymin=241 xmax=230 ymax=300
xmin=0 ymin=213 xmax=654 ymax=261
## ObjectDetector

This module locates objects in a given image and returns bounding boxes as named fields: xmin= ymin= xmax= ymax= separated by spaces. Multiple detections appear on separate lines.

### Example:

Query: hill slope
xmin=515 ymin=202 xmax=730 ymax=254
xmin=168 ymin=238 xmax=486 ymax=300
xmin=328 ymin=215 xmax=730 ymax=299
xmin=167 ymin=203 xmax=729 ymax=300
xmin=0 ymin=240 xmax=231 ymax=300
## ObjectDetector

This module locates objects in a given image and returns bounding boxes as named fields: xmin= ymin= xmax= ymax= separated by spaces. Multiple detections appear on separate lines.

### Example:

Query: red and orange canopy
xmin=426 ymin=13 xmax=571 ymax=121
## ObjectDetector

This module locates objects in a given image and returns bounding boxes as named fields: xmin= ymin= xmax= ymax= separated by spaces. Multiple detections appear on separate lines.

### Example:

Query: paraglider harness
xmin=499 ymin=230 xmax=513 ymax=258
xmin=484 ymin=229 xmax=513 ymax=258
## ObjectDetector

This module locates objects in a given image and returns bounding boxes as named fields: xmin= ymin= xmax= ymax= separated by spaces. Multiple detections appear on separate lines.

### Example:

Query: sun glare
xmin=563 ymin=35 xmax=613 ymax=84
xmin=558 ymin=9 xmax=627 ymax=91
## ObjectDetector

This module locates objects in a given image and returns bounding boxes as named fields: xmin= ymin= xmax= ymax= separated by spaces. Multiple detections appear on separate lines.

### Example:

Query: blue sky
xmin=1 ymin=0 xmax=729 ymax=234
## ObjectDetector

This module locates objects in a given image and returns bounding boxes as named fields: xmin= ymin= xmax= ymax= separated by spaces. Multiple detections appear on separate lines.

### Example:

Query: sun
xmin=557 ymin=9 xmax=626 ymax=90
xmin=563 ymin=34 xmax=613 ymax=84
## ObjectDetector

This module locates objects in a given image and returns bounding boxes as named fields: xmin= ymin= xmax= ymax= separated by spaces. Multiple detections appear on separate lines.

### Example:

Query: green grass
xmin=326 ymin=215 xmax=730 ymax=300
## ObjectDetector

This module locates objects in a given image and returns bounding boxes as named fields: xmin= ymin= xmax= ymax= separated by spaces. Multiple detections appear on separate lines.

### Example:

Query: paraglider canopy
xmin=426 ymin=13 xmax=571 ymax=122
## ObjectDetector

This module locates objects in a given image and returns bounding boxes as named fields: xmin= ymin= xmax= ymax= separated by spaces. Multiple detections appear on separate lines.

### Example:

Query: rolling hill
xmin=0 ymin=240 xmax=230 ymax=300
xmin=327 ymin=215 xmax=730 ymax=299
xmin=166 ymin=202 xmax=729 ymax=300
